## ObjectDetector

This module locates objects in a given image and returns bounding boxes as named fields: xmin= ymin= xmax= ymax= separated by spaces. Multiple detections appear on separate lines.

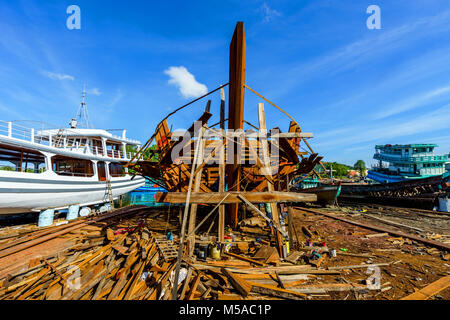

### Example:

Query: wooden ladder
xmin=105 ymin=180 xmax=113 ymax=205
xmin=52 ymin=128 xmax=65 ymax=148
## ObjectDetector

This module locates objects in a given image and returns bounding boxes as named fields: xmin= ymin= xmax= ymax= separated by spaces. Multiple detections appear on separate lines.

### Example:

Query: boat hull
xmin=0 ymin=171 xmax=145 ymax=215
xmin=367 ymin=170 xmax=441 ymax=184
xmin=295 ymin=185 xmax=341 ymax=205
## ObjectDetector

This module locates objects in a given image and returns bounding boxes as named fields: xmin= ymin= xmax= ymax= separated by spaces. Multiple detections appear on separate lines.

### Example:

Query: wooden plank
xmin=257 ymin=102 xmax=283 ymax=256
xmin=401 ymin=275 xmax=450 ymax=300
xmin=64 ymin=263 xmax=109 ymax=300
xmin=227 ymin=21 xmax=246 ymax=229
xmin=287 ymin=207 xmax=296 ymax=250
xmin=157 ymin=191 xmax=316 ymax=204
xmin=193 ymin=264 xmax=339 ymax=275
xmin=218 ymin=88 xmax=226 ymax=242
xmin=107 ymin=269 xmax=129 ymax=300
xmin=0 ymin=207 xmax=143 ymax=260
xmin=253 ymin=245 xmax=280 ymax=264
xmin=221 ymin=268 xmax=252 ymax=298
xmin=224 ymin=251 xmax=266 ymax=267
xmin=296 ymin=207 xmax=450 ymax=251
xmin=179 ymin=267 xmax=193 ymax=300
xmin=289 ymin=283 xmax=372 ymax=294
xmin=285 ymin=251 xmax=303 ymax=264
xmin=187 ymin=125 xmax=207 ymax=254
xmin=249 ymin=282 xmax=306 ymax=300
xmin=366 ymin=214 xmax=425 ymax=232
xmin=186 ymin=273 xmax=201 ymax=300
xmin=12 ymin=267 xmax=50 ymax=299
xmin=327 ymin=263 xmax=390 ymax=271
xmin=171 ymin=125 xmax=205 ymax=300
xmin=365 ymin=233 xmax=389 ymax=238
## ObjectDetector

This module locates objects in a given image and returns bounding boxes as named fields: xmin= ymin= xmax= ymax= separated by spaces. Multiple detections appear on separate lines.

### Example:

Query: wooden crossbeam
xmin=156 ymin=191 xmax=316 ymax=204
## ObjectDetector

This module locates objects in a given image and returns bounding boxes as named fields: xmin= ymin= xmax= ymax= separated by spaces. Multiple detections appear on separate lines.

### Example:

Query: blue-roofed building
xmin=368 ymin=144 xmax=448 ymax=183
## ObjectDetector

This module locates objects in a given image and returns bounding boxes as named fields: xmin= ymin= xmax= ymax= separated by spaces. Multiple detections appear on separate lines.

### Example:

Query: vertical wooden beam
xmin=287 ymin=207 xmax=295 ymax=251
xmin=171 ymin=126 xmax=204 ymax=300
xmin=187 ymin=126 xmax=206 ymax=254
xmin=258 ymin=102 xmax=284 ymax=257
xmin=226 ymin=21 xmax=246 ymax=229
xmin=219 ymin=88 xmax=226 ymax=242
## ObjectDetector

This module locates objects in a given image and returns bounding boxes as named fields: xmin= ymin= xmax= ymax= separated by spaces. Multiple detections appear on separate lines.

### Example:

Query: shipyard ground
xmin=0 ymin=203 xmax=448 ymax=300
xmin=290 ymin=203 xmax=450 ymax=300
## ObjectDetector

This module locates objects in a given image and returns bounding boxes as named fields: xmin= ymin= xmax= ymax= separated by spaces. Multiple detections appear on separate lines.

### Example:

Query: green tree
xmin=126 ymin=144 xmax=159 ymax=161
xmin=323 ymin=162 xmax=351 ymax=178
xmin=143 ymin=144 xmax=159 ymax=161
xmin=354 ymin=160 xmax=367 ymax=177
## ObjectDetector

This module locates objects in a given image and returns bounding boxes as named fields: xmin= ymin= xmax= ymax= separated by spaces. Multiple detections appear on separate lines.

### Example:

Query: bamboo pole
xmin=171 ymin=125 xmax=204 ymax=300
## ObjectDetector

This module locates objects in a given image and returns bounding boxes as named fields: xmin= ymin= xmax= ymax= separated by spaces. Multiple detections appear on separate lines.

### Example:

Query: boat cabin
xmin=0 ymin=121 xmax=142 ymax=181
xmin=373 ymin=144 xmax=448 ymax=177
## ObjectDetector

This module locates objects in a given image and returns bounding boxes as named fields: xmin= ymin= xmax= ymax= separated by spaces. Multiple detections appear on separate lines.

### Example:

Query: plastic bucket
xmin=79 ymin=206 xmax=91 ymax=217
xmin=99 ymin=203 xmax=112 ymax=213
xmin=66 ymin=205 xmax=80 ymax=221
xmin=38 ymin=209 xmax=54 ymax=227
xmin=439 ymin=197 xmax=449 ymax=212
xmin=210 ymin=245 xmax=221 ymax=259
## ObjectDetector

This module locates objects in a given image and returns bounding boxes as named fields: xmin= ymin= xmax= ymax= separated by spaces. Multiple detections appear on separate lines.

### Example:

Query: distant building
xmin=368 ymin=144 xmax=448 ymax=183
xmin=348 ymin=169 xmax=368 ymax=178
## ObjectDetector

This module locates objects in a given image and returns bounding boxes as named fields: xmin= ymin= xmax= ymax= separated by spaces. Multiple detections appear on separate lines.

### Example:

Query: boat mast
xmin=75 ymin=85 xmax=92 ymax=128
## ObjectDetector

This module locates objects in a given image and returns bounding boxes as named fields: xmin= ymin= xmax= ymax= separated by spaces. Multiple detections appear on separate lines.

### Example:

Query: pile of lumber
xmin=0 ymin=206 xmax=180 ymax=300
xmin=0 ymin=204 xmax=411 ymax=300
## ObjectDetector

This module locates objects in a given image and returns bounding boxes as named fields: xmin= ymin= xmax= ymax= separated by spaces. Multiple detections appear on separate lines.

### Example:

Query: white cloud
xmin=42 ymin=71 xmax=74 ymax=81
xmin=164 ymin=66 xmax=207 ymax=99
xmin=108 ymin=90 xmax=124 ymax=108
xmin=261 ymin=2 xmax=281 ymax=22
xmin=373 ymin=85 xmax=450 ymax=120
xmin=316 ymin=103 xmax=450 ymax=150
xmin=86 ymin=87 xmax=101 ymax=96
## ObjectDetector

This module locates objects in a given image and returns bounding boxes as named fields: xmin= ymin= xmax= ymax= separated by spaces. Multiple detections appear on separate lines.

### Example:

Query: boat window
xmin=51 ymin=156 xmax=94 ymax=177
xmin=0 ymin=144 xmax=46 ymax=173
xmin=109 ymin=163 xmax=125 ymax=177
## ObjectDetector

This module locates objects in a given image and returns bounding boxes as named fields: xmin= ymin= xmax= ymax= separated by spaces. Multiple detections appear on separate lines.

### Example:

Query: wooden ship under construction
xmin=126 ymin=22 xmax=324 ymax=254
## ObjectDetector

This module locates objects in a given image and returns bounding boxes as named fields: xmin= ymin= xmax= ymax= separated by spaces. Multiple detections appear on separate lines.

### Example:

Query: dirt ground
xmin=290 ymin=204 xmax=450 ymax=300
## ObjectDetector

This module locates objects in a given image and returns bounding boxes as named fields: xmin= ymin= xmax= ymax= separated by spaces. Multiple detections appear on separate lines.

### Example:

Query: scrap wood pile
xmin=0 ymin=205 xmax=182 ymax=300
xmin=0 ymin=202 xmax=448 ymax=300
xmin=0 ymin=203 xmax=399 ymax=300
xmin=284 ymin=205 xmax=450 ymax=299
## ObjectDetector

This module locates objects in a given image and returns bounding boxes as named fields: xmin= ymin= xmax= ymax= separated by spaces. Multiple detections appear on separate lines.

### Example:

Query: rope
xmin=244 ymin=84 xmax=299 ymax=127
xmin=244 ymin=83 xmax=327 ymax=173
xmin=126 ymin=83 xmax=229 ymax=166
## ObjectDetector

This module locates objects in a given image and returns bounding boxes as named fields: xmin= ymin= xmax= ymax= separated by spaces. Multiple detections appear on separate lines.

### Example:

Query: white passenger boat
xmin=0 ymin=118 xmax=145 ymax=215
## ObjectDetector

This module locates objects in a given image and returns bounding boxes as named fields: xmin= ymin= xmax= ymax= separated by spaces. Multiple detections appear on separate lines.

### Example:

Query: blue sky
xmin=1 ymin=0 xmax=450 ymax=167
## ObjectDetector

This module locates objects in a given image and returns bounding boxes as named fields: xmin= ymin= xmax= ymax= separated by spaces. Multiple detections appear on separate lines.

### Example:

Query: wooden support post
xmin=171 ymin=126 xmax=205 ymax=300
xmin=219 ymin=88 xmax=226 ymax=242
xmin=226 ymin=21 xmax=246 ymax=229
xmin=258 ymin=102 xmax=284 ymax=257
xmin=287 ymin=207 xmax=295 ymax=250
xmin=187 ymin=126 xmax=206 ymax=254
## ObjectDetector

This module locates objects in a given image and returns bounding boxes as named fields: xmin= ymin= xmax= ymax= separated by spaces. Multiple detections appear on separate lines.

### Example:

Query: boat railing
xmin=0 ymin=121 xmax=137 ymax=160
xmin=374 ymin=153 xmax=448 ymax=163
xmin=0 ymin=120 xmax=35 ymax=142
